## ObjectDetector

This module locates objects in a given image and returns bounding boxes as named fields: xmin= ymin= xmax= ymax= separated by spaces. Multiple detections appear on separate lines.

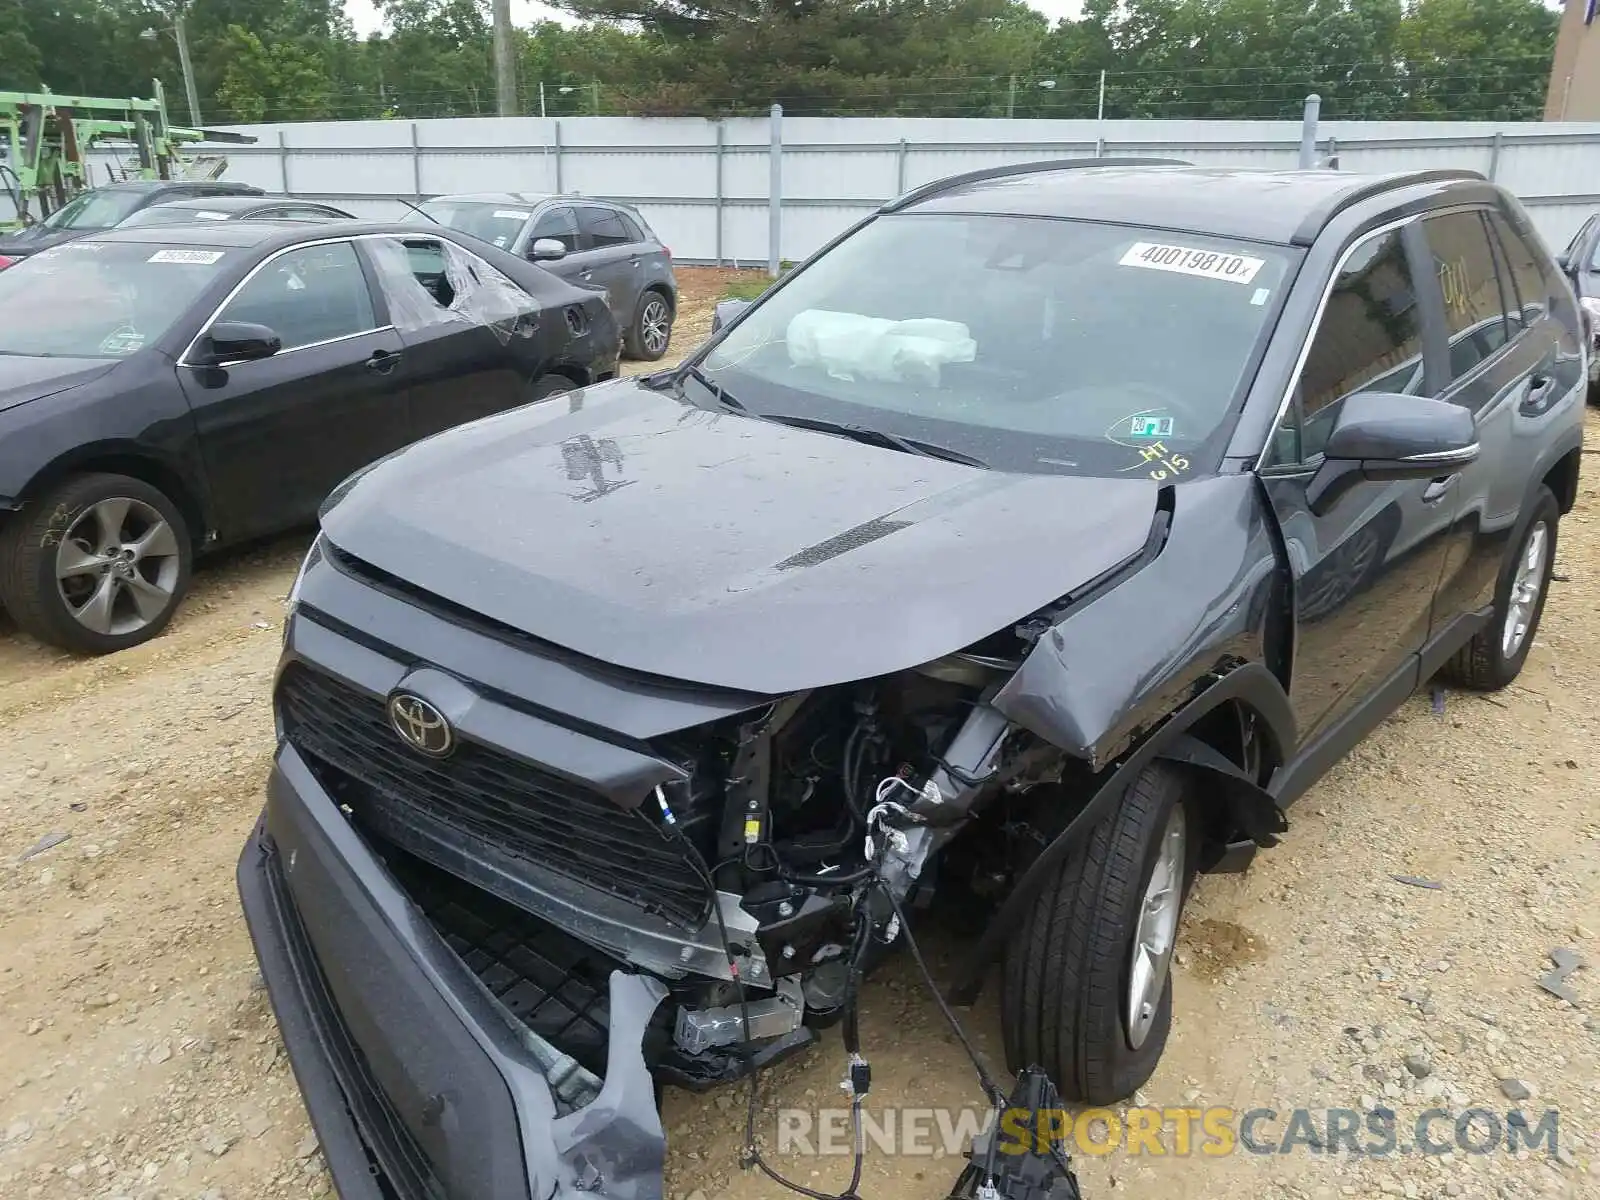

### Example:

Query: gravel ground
xmin=1 ymin=287 xmax=1595 ymax=1200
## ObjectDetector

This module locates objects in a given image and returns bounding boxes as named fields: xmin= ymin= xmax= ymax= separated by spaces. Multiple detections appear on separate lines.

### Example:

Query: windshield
xmin=0 ymin=241 xmax=231 ymax=357
xmin=120 ymin=206 xmax=235 ymax=228
xmin=41 ymin=189 xmax=150 ymax=231
xmin=699 ymin=213 xmax=1294 ymax=478
xmin=409 ymin=200 xmax=534 ymax=250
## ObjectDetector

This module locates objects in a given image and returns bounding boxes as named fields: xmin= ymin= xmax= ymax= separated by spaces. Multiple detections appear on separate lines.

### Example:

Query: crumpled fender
xmin=1156 ymin=731 xmax=1289 ymax=851
xmin=948 ymin=661 xmax=1294 ymax=1006
xmin=992 ymin=474 xmax=1282 ymax=769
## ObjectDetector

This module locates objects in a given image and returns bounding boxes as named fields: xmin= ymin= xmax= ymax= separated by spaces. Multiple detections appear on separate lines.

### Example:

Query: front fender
xmin=992 ymin=474 xmax=1287 ymax=768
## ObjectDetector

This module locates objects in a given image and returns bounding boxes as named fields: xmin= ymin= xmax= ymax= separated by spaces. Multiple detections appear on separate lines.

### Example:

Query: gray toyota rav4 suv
xmin=240 ymin=162 xmax=1585 ymax=1200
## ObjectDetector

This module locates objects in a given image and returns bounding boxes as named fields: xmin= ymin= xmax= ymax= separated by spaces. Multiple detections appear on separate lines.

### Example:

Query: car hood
xmin=0 ymin=355 xmax=118 ymax=416
xmin=320 ymin=380 xmax=1159 ymax=693
xmin=0 ymin=226 xmax=93 ymax=256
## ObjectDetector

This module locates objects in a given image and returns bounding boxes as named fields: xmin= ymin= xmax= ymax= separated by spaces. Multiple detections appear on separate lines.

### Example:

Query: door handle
xmin=1422 ymin=474 xmax=1459 ymax=504
xmin=365 ymin=349 xmax=401 ymax=375
xmin=1519 ymin=371 xmax=1559 ymax=415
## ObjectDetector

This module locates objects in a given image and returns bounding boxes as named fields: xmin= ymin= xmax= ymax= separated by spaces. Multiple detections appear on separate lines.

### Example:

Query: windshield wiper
xmin=679 ymin=363 xmax=747 ymax=413
xmin=759 ymin=413 xmax=988 ymax=468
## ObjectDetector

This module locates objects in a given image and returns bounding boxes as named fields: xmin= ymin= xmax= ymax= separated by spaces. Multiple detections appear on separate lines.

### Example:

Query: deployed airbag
xmin=788 ymin=309 xmax=976 ymax=385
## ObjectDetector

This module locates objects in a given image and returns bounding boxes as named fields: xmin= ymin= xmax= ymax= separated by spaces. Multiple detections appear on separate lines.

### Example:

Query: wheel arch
xmin=950 ymin=662 xmax=1295 ymax=1006
xmin=1542 ymin=444 xmax=1582 ymax=515
xmin=9 ymin=443 xmax=209 ymax=550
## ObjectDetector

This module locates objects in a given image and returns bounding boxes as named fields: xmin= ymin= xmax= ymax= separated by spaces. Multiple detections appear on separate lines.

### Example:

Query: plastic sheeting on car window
xmin=365 ymin=235 xmax=539 ymax=345
xmin=787 ymin=308 xmax=976 ymax=386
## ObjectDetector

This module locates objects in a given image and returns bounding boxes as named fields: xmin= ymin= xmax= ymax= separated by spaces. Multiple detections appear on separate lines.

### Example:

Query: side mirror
xmin=530 ymin=238 xmax=567 ymax=262
xmin=712 ymin=298 xmax=752 ymax=333
xmin=1307 ymin=392 xmax=1478 ymax=515
xmin=196 ymin=320 xmax=281 ymax=365
xmin=1556 ymin=251 xmax=1574 ymax=276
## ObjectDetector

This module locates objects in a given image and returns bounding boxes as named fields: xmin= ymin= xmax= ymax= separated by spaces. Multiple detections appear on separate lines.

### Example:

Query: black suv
xmin=0 ymin=179 xmax=265 ymax=265
xmin=411 ymin=192 xmax=678 ymax=360
xmin=240 ymin=163 xmax=1585 ymax=1200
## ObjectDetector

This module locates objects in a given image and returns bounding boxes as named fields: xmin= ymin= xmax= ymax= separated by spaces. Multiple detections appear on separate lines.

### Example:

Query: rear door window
xmin=578 ymin=206 xmax=631 ymax=249
xmin=1486 ymin=209 xmax=1555 ymax=327
xmin=1420 ymin=211 xmax=1509 ymax=387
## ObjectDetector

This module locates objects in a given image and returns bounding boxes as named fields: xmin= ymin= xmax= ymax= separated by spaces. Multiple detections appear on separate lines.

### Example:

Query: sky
xmin=343 ymin=0 xmax=1087 ymax=36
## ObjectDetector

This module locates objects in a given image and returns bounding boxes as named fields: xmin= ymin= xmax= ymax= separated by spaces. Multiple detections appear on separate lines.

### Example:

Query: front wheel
xmin=624 ymin=290 xmax=673 ymax=361
xmin=1001 ymin=762 xmax=1199 ymax=1104
xmin=0 ymin=473 xmax=192 ymax=655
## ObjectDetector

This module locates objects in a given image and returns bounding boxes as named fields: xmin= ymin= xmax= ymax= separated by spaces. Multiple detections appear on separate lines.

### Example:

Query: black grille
xmin=384 ymin=846 xmax=677 ymax=1096
xmin=278 ymin=665 xmax=710 ymax=928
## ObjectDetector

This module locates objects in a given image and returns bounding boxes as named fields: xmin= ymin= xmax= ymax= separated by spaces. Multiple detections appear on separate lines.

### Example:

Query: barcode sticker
xmin=148 ymin=249 xmax=224 ymax=265
xmin=1119 ymin=242 xmax=1264 ymax=285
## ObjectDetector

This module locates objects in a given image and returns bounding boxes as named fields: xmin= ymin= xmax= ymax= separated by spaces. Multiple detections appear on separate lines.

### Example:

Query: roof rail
xmin=880 ymin=156 xmax=1193 ymax=214
xmin=1289 ymin=168 xmax=1487 ymax=246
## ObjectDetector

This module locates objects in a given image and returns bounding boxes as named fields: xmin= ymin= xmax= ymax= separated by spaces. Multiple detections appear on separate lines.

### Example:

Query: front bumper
xmin=238 ymin=744 xmax=670 ymax=1200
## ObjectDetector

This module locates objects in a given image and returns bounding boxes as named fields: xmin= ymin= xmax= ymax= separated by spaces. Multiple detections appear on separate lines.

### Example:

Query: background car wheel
xmin=529 ymin=374 xmax=574 ymax=402
xmin=0 ymin=473 xmax=191 ymax=655
xmin=1001 ymin=761 xmax=1200 ymax=1104
xmin=624 ymin=290 xmax=673 ymax=361
xmin=1441 ymin=485 xmax=1559 ymax=691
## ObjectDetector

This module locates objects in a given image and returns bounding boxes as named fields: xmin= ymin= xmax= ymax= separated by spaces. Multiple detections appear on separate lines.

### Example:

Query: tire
xmin=624 ymin=289 xmax=673 ymax=361
xmin=1440 ymin=484 xmax=1559 ymax=691
xmin=0 ymin=473 xmax=192 ymax=655
xmin=1001 ymin=762 xmax=1199 ymax=1105
xmin=530 ymin=374 xmax=574 ymax=401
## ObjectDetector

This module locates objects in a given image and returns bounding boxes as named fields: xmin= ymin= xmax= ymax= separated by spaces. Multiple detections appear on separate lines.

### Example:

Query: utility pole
xmin=492 ymin=0 xmax=517 ymax=116
xmin=175 ymin=11 xmax=201 ymax=127
xmin=1007 ymin=74 xmax=1016 ymax=119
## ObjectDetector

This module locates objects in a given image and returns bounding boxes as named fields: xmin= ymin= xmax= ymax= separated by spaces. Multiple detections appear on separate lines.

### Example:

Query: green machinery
xmin=0 ymin=79 xmax=255 ymax=231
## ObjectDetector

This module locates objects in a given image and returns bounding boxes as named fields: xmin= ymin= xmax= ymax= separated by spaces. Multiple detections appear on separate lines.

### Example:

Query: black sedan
xmin=0 ymin=221 xmax=619 ymax=654
xmin=0 ymin=179 xmax=265 ymax=267
xmin=118 ymin=196 xmax=356 ymax=227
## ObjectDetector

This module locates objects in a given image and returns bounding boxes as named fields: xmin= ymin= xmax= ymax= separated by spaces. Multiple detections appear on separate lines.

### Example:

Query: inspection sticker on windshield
xmin=147 ymin=249 xmax=224 ymax=265
xmin=1119 ymin=242 xmax=1264 ymax=285
xmin=492 ymin=209 xmax=532 ymax=220
xmin=1128 ymin=414 xmax=1174 ymax=438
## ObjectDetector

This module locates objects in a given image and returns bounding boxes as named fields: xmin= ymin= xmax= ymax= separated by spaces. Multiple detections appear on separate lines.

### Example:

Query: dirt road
xmin=2 ymin=287 xmax=1595 ymax=1199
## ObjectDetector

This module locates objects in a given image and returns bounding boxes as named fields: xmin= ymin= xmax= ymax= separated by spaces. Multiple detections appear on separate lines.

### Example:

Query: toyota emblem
xmin=387 ymin=693 xmax=454 ymax=758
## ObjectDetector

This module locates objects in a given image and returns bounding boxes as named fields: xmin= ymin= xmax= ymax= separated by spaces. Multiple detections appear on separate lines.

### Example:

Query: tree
xmin=213 ymin=23 xmax=336 ymax=122
xmin=0 ymin=0 xmax=44 ymax=92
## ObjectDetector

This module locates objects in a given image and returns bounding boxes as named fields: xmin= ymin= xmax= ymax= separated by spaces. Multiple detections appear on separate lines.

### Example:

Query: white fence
xmin=33 ymin=112 xmax=1600 ymax=264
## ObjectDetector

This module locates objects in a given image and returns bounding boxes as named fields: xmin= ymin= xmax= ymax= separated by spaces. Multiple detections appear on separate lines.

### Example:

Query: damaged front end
xmin=242 ymin=530 xmax=1113 ymax=1200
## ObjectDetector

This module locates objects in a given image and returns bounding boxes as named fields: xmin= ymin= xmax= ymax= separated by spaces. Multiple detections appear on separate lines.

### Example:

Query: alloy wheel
xmin=54 ymin=497 xmax=182 ymax=637
xmin=1501 ymin=521 xmax=1549 ymax=658
xmin=1127 ymin=803 xmax=1187 ymax=1050
xmin=641 ymin=297 xmax=671 ymax=356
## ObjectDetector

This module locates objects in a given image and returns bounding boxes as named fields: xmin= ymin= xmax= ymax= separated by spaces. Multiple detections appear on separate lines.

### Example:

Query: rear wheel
xmin=625 ymin=290 xmax=673 ymax=361
xmin=0 ymin=473 xmax=191 ymax=655
xmin=1441 ymin=485 xmax=1558 ymax=691
xmin=1001 ymin=762 xmax=1199 ymax=1104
